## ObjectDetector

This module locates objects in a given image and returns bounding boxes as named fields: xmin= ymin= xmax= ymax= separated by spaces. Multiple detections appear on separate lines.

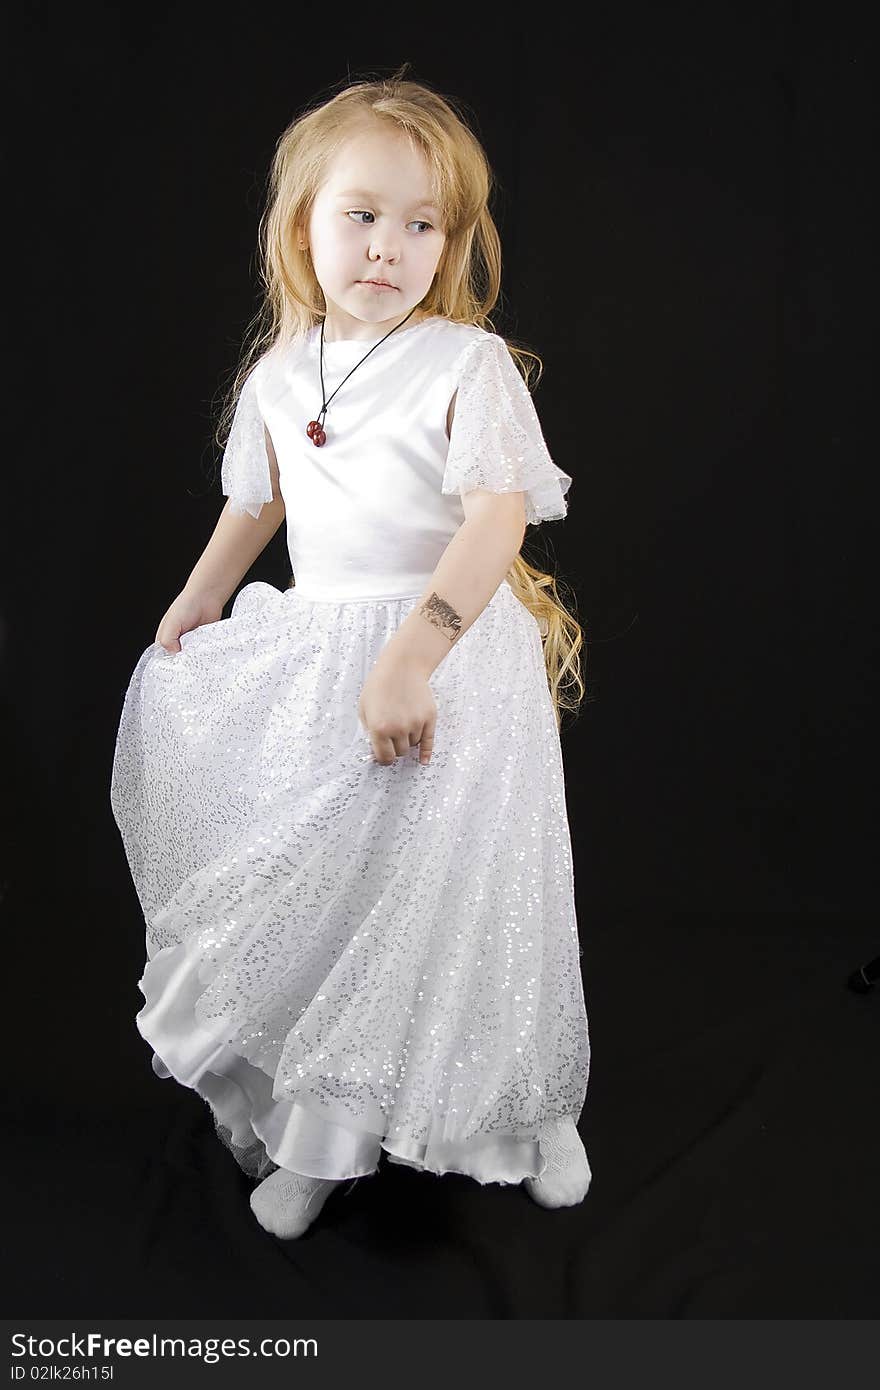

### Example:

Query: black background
xmin=4 ymin=1 xmax=877 ymax=1320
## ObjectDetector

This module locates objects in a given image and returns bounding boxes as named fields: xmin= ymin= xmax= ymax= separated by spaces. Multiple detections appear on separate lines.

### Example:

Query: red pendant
xmin=306 ymin=420 xmax=326 ymax=446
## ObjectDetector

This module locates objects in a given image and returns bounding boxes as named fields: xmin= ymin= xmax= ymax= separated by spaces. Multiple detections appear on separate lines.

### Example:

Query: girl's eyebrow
xmin=334 ymin=188 xmax=439 ymax=209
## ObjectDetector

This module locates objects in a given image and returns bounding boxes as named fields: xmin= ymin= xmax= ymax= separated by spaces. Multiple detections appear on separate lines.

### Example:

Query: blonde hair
xmin=217 ymin=63 xmax=588 ymax=729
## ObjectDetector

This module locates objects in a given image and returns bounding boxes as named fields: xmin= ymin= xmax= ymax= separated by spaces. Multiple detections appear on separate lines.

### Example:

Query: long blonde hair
xmin=217 ymin=64 xmax=587 ymax=728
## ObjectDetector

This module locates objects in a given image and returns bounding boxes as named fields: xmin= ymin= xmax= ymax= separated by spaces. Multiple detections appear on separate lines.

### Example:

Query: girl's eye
xmin=347 ymin=211 xmax=433 ymax=232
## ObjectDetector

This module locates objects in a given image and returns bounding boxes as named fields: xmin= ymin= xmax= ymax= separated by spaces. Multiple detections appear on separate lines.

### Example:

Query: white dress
xmin=110 ymin=314 xmax=591 ymax=1188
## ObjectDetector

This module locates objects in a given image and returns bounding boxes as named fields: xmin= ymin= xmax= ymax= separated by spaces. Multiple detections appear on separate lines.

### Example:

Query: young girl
xmin=110 ymin=70 xmax=592 ymax=1241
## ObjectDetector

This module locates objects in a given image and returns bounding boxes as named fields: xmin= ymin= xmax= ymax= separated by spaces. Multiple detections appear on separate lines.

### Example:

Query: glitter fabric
xmin=110 ymin=316 xmax=590 ymax=1188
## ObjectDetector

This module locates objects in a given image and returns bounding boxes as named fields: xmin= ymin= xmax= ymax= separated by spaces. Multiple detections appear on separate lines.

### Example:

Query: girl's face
xmin=303 ymin=125 xmax=447 ymax=342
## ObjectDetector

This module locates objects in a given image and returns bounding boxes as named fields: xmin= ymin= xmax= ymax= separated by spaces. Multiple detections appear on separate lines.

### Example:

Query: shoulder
xmin=232 ymin=351 xmax=272 ymax=401
xmin=434 ymin=320 xmax=508 ymax=353
xmin=439 ymin=327 xmax=523 ymax=437
xmin=241 ymin=343 xmax=288 ymax=410
xmin=429 ymin=321 xmax=517 ymax=381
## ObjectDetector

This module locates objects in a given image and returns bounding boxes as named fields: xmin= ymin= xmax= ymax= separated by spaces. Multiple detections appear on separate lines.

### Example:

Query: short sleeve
xmin=220 ymin=359 xmax=274 ymax=520
xmin=440 ymin=334 xmax=572 ymax=525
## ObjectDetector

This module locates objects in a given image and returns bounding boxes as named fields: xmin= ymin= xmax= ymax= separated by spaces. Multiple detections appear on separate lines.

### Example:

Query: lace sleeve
xmin=440 ymin=333 xmax=572 ymax=525
xmin=220 ymin=360 xmax=274 ymax=520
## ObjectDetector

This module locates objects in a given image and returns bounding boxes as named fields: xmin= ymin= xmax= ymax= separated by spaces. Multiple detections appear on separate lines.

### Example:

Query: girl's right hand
xmin=155 ymin=588 xmax=225 ymax=654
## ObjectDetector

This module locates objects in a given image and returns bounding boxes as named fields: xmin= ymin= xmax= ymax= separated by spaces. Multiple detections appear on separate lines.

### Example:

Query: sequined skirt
xmin=109 ymin=577 xmax=590 ymax=1186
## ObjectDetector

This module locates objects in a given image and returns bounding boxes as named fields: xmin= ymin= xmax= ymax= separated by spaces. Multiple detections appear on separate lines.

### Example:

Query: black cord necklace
xmin=305 ymin=303 xmax=421 ymax=446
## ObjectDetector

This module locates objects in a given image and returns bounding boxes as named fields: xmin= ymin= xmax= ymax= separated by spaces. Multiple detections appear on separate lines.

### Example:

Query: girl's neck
xmin=320 ymin=309 xmax=429 ymax=344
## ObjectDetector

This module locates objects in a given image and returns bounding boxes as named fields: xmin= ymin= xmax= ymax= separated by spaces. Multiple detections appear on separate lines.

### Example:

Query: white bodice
xmin=221 ymin=315 xmax=572 ymax=602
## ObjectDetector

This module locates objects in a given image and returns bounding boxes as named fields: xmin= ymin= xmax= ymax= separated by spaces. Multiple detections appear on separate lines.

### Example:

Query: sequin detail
xmin=220 ymin=359 xmax=274 ymax=520
xmin=219 ymin=323 xmax=572 ymax=529
xmin=110 ymin=579 xmax=590 ymax=1183
xmin=440 ymin=334 xmax=572 ymax=524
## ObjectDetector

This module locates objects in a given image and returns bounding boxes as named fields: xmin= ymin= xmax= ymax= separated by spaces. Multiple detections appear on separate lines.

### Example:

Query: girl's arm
xmin=182 ymin=495 xmax=287 ymax=608
xmin=377 ymin=488 xmax=527 ymax=678
xmin=185 ymin=427 xmax=285 ymax=607
xmin=380 ymin=331 xmax=568 ymax=676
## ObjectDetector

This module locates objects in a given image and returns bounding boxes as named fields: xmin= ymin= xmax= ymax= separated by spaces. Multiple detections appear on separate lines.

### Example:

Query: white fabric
xmin=249 ymin=1166 xmax=342 ymax=1239
xmin=522 ymin=1116 xmax=591 ymax=1207
xmin=138 ymin=928 xmax=555 ymax=1185
xmin=220 ymin=317 xmax=572 ymax=597
xmin=220 ymin=365 xmax=275 ymax=520
xmin=111 ymin=314 xmax=590 ymax=1187
xmin=440 ymin=332 xmax=572 ymax=525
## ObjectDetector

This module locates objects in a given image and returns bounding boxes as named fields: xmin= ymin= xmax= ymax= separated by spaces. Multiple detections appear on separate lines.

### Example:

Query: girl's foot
xmin=523 ymin=1115 xmax=591 ymax=1209
xmin=249 ymin=1167 xmax=342 ymax=1238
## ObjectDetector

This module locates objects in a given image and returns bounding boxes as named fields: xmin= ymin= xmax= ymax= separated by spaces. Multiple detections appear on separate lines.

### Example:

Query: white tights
xmin=249 ymin=1116 xmax=590 ymax=1239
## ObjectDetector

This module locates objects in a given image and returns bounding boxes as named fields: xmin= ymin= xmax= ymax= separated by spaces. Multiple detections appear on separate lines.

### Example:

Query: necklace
xmin=305 ymin=304 xmax=421 ymax=446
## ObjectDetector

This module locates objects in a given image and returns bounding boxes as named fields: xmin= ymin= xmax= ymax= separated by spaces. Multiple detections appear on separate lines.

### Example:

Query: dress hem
xmin=136 ymin=938 xmax=557 ymax=1188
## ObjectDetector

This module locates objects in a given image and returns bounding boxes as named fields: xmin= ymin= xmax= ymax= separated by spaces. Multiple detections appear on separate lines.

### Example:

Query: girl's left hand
xmin=357 ymin=654 xmax=436 ymax=766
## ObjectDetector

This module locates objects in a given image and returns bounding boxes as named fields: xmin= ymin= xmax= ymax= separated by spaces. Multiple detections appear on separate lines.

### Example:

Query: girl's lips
xmin=358 ymin=281 xmax=397 ymax=292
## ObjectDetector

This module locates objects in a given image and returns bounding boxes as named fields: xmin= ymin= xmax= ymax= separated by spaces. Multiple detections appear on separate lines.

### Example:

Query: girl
xmin=110 ymin=70 xmax=592 ymax=1241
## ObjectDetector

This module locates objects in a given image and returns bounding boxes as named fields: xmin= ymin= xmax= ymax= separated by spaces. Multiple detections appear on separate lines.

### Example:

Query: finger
xmin=418 ymin=721 xmax=435 ymax=765
xmin=392 ymin=734 xmax=411 ymax=758
xmin=371 ymin=734 xmax=398 ymax=766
